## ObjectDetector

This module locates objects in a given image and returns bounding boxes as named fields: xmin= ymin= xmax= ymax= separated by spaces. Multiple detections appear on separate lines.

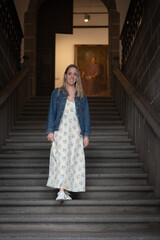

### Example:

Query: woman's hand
xmin=83 ymin=137 xmax=89 ymax=148
xmin=47 ymin=133 xmax=54 ymax=142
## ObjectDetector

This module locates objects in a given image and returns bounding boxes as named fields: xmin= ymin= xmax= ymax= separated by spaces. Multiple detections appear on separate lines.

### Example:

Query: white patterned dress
xmin=46 ymin=99 xmax=85 ymax=192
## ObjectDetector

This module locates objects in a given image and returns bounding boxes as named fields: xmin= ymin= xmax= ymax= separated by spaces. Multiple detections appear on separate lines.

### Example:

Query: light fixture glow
xmin=84 ymin=14 xmax=90 ymax=22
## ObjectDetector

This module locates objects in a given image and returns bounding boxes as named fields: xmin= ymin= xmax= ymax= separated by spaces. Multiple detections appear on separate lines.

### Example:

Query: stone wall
xmin=0 ymin=0 xmax=23 ymax=92
xmin=120 ymin=0 xmax=160 ymax=196
xmin=123 ymin=0 xmax=160 ymax=116
xmin=0 ymin=29 xmax=15 ymax=91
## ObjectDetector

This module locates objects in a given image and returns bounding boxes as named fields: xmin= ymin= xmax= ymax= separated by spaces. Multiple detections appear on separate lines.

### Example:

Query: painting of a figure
xmin=74 ymin=45 xmax=109 ymax=96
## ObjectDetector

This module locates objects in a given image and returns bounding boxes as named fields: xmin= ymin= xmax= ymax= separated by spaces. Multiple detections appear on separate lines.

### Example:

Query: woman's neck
xmin=67 ymin=85 xmax=76 ymax=93
xmin=67 ymin=84 xmax=75 ymax=90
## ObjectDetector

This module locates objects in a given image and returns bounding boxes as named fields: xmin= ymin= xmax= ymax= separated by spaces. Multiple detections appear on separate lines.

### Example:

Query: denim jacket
xmin=46 ymin=88 xmax=91 ymax=137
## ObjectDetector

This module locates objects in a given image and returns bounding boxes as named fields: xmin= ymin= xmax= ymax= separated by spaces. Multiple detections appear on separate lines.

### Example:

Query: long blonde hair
xmin=62 ymin=64 xmax=84 ymax=98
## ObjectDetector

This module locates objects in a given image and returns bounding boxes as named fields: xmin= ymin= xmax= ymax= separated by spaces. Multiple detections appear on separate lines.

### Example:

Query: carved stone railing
xmin=0 ymin=65 xmax=30 ymax=148
xmin=0 ymin=0 xmax=23 ymax=70
xmin=120 ymin=0 xmax=146 ymax=68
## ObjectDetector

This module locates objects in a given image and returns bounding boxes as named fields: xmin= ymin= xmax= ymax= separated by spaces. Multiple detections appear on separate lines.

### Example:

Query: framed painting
xmin=74 ymin=44 xmax=109 ymax=96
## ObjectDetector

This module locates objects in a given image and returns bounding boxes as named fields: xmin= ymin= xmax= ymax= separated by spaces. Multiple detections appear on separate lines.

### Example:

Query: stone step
xmin=23 ymin=106 xmax=118 ymax=111
xmin=26 ymin=99 xmax=115 ymax=104
xmin=0 ymin=158 xmax=139 ymax=165
xmin=29 ymin=103 xmax=117 ymax=107
xmin=21 ymin=108 xmax=119 ymax=113
xmin=89 ymin=100 xmax=115 ymax=104
xmin=22 ymin=102 xmax=117 ymax=108
xmin=1 ymin=143 xmax=135 ymax=150
xmin=1 ymin=198 xmax=160 ymax=214
xmin=10 ymin=129 xmax=128 ymax=136
xmin=11 ymin=124 xmax=126 ymax=130
xmin=1 ymin=231 xmax=160 ymax=240
xmin=23 ymin=103 xmax=117 ymax=110
xmin=0 ymin=186 xmax=154 ymax=199
xmin=13 ymin=125 xmax=126 ymax=129
xmin=2 ymin=146 xmax=135 ymax=158
xmin=10 ymin=131 xmax=129 ymax=137
xmin=17 ymin=116 xmax=122 ymax=121
xmin=26 ymin=98 xmax=114 ymax=103
xmin=9 ymin=130 xmax=129 ymax=135
xmin=0 ymin=213 xmax=160 ymax=232
xmin=5 ymin=133 xmax=132 ymax=141
xmin=6 ymin=136 xmax=132 ymax=143
xmin=0 ymin=173 xmax=149 ymax=186
xmin=0 ymin=162 xmax=143 ymax=174
xmin=0 ymin=150 xmax=136 ymax=157
xmin=29 ymin=96 xmax=113 ymax=99
xmin=14 ymin=120 xmax=124 ymax=125
xmin=0 ymin=153 xmax=139 ymax=163
xmin=2 ymin=142 xmax=135 ymax=151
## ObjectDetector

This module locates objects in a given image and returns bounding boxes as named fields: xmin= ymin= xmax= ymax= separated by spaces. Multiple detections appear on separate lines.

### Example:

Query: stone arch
xmin=102 ymin=0 xmax=120 ymax=95
xmin=24 ymin=0 xmax=119 ymax=96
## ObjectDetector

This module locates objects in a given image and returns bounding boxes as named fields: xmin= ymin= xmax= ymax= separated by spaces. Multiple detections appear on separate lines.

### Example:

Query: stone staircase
xmin=0 ymin=96 xmax=160 ymax=240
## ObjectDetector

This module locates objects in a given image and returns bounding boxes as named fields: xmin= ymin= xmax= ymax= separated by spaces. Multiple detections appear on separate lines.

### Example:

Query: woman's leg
xmin=56 ymin=188 xmax=65 ymax=201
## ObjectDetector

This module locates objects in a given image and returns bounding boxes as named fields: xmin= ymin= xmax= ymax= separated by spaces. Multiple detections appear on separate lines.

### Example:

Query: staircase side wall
xmin=121 ymin=0 xmax=160 ymax=197
xmin=0 ymin=0 xmax=23 ymax=92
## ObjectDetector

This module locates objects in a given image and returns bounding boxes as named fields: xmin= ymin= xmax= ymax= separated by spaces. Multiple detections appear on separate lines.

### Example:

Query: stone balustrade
xmin=0 ymin=0 xmax=23 ymax=70
xmin=120 ymin=0 xmax=146 ymax=68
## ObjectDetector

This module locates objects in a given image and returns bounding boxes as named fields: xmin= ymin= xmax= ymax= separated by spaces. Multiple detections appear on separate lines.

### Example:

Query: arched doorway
xmin=24 ymin=0 xmax=119 ymax=96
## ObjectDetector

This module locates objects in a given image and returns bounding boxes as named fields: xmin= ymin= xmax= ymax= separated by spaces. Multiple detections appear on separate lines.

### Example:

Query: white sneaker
xmin=56 ymin=191 xmax=65 ymax=201
xmin=64 ymin=191 xmax=72 ymax=200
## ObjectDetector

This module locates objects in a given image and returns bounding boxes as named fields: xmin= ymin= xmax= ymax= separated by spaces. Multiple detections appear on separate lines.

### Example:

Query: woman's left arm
xmin=83 ymin=95 xmax=91 ymax=146
xmin=84 ymin=136 xmax=89 ymax=148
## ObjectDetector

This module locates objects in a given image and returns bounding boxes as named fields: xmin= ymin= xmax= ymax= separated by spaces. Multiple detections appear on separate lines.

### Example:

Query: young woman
xmin=46 ymin=64 xmax=91 ymax=201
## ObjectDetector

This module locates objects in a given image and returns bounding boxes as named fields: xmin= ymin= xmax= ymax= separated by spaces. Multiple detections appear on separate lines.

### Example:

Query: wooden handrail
xmin=0 ymin=66 xmax=29 ymax=106
xmin=114 ymin=68 xmax=160 ymax=139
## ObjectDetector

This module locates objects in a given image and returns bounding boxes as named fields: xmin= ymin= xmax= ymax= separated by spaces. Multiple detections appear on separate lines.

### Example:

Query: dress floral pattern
xmin=47 ymin=99 xmax=85 ymax=192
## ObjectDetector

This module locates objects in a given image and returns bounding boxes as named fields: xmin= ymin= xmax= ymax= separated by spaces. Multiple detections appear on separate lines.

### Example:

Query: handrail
xmin=0 ymin=66 xmax=29 ymax=106
xmin=114 ymin=68 xmax=160 ymax=139
xmin=0 ymin=65 xmax=30 ymax=147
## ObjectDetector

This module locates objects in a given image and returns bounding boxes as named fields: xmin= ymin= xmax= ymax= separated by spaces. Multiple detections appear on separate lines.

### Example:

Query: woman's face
xmin=66 ymin=67 xmax=77 ymax=87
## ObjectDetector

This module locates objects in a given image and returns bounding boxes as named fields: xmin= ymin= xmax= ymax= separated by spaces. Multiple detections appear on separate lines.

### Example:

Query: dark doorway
xmin=36 ymin=0 xmax=73 ymax=96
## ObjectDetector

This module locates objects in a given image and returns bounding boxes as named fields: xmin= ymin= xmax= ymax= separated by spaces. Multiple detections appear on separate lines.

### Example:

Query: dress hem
xmin=46 ymin=184 xmax=86 ymax=193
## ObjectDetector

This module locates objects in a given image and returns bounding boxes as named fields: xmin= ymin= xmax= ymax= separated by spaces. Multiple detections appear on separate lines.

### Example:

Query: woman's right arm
xmin=46 ymin=88 xmax=58 ymax=140
xmin=47 ymin=133 xmax=54 ymax=142
xmin=83 ymin=95 xmax=91 ymax=138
